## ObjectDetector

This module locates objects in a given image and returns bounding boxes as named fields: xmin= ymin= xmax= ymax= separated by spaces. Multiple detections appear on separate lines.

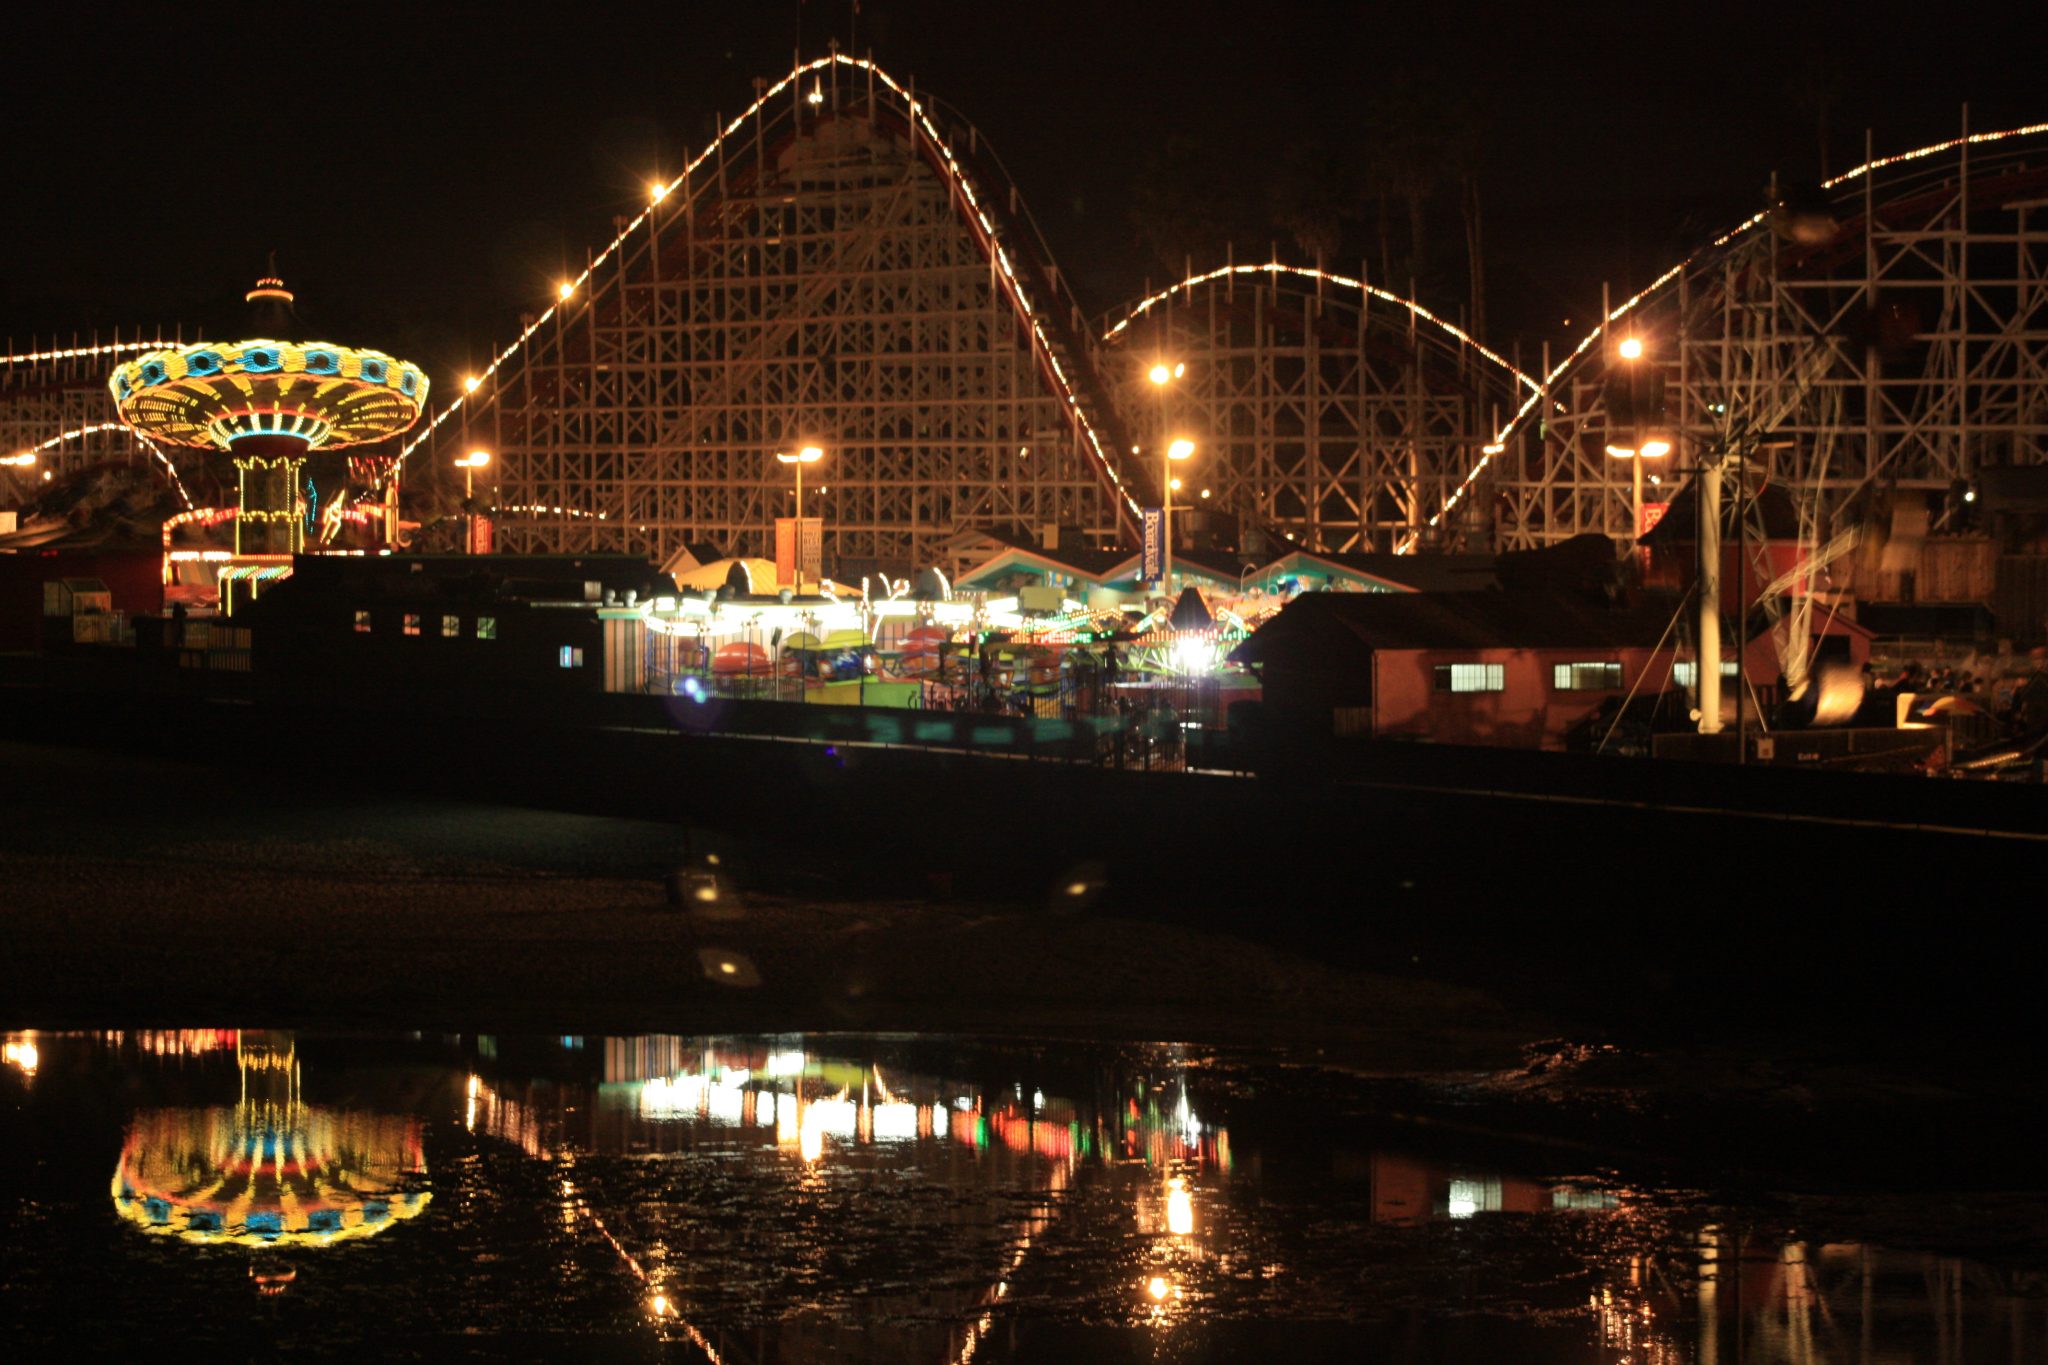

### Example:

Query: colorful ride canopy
xmin=109 ymin=340 xmax=428 ymax=451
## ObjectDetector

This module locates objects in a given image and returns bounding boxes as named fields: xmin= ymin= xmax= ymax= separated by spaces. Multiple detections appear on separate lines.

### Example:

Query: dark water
xmin=1 ymin=1030 xmax=2042 ymax=1362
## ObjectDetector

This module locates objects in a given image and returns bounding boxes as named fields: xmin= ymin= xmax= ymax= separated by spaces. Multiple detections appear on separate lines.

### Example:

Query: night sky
xmin=4 ymin=1 xmax=2035 ymax=386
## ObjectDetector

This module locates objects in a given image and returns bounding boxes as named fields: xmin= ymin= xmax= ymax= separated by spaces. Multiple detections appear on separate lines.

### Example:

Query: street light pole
xmin=1606 ymin=337 xmax=1670 ymax=560
xmin=1147 ymin=362 xmax=1185 ymax=594
xmin=1164 ymin=438 xmax=1194 ymax=596
xmin=775 ymin=445 xmax=824 ymax=595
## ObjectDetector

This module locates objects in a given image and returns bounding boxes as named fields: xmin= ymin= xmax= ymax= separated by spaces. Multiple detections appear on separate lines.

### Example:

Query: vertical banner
xmin=775 ymin=517 xmax=824 ymax=590
xmin=1637 ymin=500 xmax=1668 ymax=570
xmin=774 ymin=517 xmax=796 ymax=589
xmin=798 ymin=516 xmax=823 ymax=587
xmin=467 ymin=513 xmax=494 ymax=555
xmin=1141 ymin=508 xmax=1164 ymax=582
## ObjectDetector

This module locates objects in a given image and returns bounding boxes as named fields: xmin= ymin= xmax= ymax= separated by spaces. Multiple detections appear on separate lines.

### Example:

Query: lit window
xmin=1552 ymin=661 xmax=1623 ymax=690
xmin=1445 ymin=1177 xmax=1502 ymax=1218
xmin=559 ymin=645 xmax=585 ymax=668
xmin=402 ymin=613 xmax=421 ymax=637
xmin=441 ymin=615 xmax=459 ymax=638
xmin=353 ymin=610 xmax=371 ymax=634
xmin=1672 ymin=660 xmax=1739 ymax=687
xmin=477 ymin=617 xmax=497 ymax=640
xmin=1432 ymin=662 xmax=1504 ymax=693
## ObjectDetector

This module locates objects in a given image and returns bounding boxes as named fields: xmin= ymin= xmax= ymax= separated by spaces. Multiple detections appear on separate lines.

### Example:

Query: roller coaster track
xmin=9 ymin=71 xmax=2044 ymax=561
xmin=1418 ymin=118 xmax=2048 ymax=549
xmin=386 ymin=51 xmax=1146 ymax=544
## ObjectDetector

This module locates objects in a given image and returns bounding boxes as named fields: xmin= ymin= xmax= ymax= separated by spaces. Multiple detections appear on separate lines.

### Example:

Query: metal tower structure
xmin=1463 ymin=121 xmax=2048 ymax=551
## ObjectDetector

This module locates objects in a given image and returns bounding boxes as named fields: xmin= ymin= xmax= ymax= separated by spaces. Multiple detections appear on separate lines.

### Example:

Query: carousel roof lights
xmin=109 ymin=337 xmax=428 ymax=452
xmin=244 ymin=276 xmax=295 ymax=304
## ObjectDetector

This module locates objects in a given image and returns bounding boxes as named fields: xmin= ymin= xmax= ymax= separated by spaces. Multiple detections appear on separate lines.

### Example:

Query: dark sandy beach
xmin=0 ymin=740 xmax=1527 ymax=1069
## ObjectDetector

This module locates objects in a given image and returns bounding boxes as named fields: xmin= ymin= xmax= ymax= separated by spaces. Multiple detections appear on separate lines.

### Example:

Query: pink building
xmin=1231 ymin=591 xmax=1684 ymax=751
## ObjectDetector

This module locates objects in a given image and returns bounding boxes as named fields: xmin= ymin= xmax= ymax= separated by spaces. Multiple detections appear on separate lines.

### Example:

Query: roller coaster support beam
xmin=1698 ymin=457 xmax=1724 ymax=735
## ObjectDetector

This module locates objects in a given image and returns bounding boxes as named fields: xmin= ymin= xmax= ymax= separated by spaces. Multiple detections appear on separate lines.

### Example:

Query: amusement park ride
xmin=2 ymin=53 xmax=2045 ymax=600
xmin=110 ymin=1031 xmax=430 ymax=1259
xmin=102 ymin=275 xmax=427 ymax=607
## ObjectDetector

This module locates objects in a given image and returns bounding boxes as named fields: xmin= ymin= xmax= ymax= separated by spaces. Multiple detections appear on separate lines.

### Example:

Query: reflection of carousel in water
xmin=111 ymin=1031 xmax=429 ymax=1251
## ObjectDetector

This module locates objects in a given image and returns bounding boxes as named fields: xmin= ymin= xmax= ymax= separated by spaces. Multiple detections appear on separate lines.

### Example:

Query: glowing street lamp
xmin=1163 ymin=438 xmax=1195 ymax=592
xmin=454 ymin=449 xmax=490 ymax=496
xmin=775 ymin=445 xmax=825 ymax=594
xmin=1147 ymin=360 xmax=1189 ymax=591
xmin=1605 ymin=336 xmax=1669 ymax=547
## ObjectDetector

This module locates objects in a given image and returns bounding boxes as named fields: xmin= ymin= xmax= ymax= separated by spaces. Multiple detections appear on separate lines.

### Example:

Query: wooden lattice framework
xmin=1103 ymin=271 xmax=1523 ymax=554
xmin=421 ymin=58 xmax=1139 ymax=569
xmin=1477 ymin=125 xmax=2048 ymax=549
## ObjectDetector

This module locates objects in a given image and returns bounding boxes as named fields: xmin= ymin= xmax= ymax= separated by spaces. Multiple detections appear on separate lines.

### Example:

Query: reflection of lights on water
xmin=114 ymin=1105 xmax=431 ymax=1246
xmin=641 ymin=1074 xmax=716 ymax=1119
xmin=706 ymin=1081 xmax=745 ymax=1126
xmin=1166 ymin=1177 xmax=1194 ymax=1236
xmin=799 ymin=1103 xmax=826 ymax=1163
xmin=874 ymin=1101 xmax=918 ymax=1141
xmin=1146 ymin=1275 xmax=1170 ymax=1301
xmin=776 ymin=1092 xmax=800 ymax=1142
xmin=650 ymin=1292 xmax=669 ymax=1316
xmin=250 ymin=1264 xmax=297 ymax=1296
xmin=3 ymin=1037 xmax=38 ymax=1075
